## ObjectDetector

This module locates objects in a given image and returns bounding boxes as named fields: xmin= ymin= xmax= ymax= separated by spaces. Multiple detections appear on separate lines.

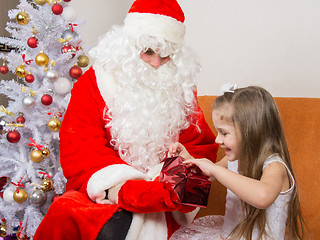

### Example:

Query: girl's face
xmin=212 ymin=108 xmax=241 ymax=162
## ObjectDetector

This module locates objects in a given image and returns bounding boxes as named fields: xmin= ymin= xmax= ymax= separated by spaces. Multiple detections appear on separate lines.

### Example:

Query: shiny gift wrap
xmin=159 ymin=156 xmax=211 ymax=207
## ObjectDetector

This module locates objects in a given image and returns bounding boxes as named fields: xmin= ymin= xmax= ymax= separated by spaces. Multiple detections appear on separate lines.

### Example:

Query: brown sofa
xmin=196 ymin=96 xmax=320 ymax=240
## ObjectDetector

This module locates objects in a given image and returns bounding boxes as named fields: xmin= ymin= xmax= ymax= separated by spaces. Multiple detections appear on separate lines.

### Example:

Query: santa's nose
xmin=140 ymin=51 xmax=170 ymax=69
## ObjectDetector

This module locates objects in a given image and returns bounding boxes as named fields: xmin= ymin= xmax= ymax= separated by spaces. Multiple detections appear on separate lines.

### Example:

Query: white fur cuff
xmin=87 ymin=164 xmax=148 ymax=204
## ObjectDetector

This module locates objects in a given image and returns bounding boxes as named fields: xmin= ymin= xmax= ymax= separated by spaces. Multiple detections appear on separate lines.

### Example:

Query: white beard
xmin=106 ymin=59 xmax=196 ymax=173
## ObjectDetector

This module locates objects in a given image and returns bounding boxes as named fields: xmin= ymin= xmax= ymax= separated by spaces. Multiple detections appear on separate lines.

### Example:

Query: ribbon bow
xmin=39 ymin=171 xmax=51 ymax=179
xmin=0 ymin=105 xmax=15 ymax=116
xmin=11 ymin=178 xmax=24 ymax=192
xmin=22 ymin=54 xmax=33 ymax=65
xmin=28 ymin=137 xmax=44 ymax=150
xmin=219 ymin=83 xmax=238 ymax=95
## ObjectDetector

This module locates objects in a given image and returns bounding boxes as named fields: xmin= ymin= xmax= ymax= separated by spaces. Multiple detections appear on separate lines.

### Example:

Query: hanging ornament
xmin=34 ymin=0 xmax=47 ymax=5
xmin=45 ymin=69 xmax=59 ymax=82
xmin=22 ymin=95 xmax=35 ymax=109
xmin=61 ymin=6 xmax=77 ymax=22
xmin=53 ymin=77 xmax=72 ymax=95
xmin=16 ymin=228 xmax=30 ymax=240
xmin=16 ymin=10 xmax=30 ymax=25
xmin=61 ymin=44 xmax=76 ymax=58
xmin=25 ymin=73 xmax=34 ymax=83
xmin=16 ymin=113 xmax=25 ymax=124
xmin=15 ymin=65 xmax=27 ymax=78
xmin=13 ymin=188 xmax=28 ymax=203
xmin=3 ymin=187 xmax=15 ymax=203
xmin=35 ymin=51 xmax=49 ymax=66
xmin=27 ymin=36 xmax=38 ymax=48
xmin=41 ymin=93 xmax=53 ymax=106
xmin=7 ymin=130 xmax=21 ymax=143
xmin=52 ymin=3 xmax=63 ymax=15
xmin=30 ymin=149 xmax=44 ymax=163
xmin=77 ymin=55 xmax=89 ymax=68
xmin=41 ymin=147 xmax=50 ymax=157
xmin=0 ymin=62 xmax=9 ymax=74
xmin=0 ymin=221 xmax=7 ymax=237
xmin=61 ymin=29 xmax=78 ymax=41
xmin=63 ymin=0 xmax=71 ymax=2
xmin=47 ymin=116 xmax=61 ymax=132
xmin=0 ymin=176 xmax=8 ymax=192
xmin=28 ymin=188 xmax=47 ymax=206
xmin=69 ymin=65 xmax=82 ymax=79
xmin=41 ymin=178 xmax=54 ymax=191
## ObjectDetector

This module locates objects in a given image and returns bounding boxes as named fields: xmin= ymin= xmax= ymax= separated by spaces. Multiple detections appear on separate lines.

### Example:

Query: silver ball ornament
xmin=22 ymin=96 xmax=35 ymax=109
xmin=45 ymin=69 xmax=59 ymax=82
xmin=29 ymin=188 xmax=47 ymax=206
xmin=61 ymin=29 xmax=78 ymax=40
xmin=3 ymin=187 xmax=15 ymax=203
xmin=53 ymin=77 xmax=72 ymax=95
xmin=61 ymin=6 xmax=77 ymax=22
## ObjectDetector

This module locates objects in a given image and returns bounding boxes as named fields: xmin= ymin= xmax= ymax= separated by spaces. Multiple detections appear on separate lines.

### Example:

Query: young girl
xmin=169 ymin=86 xmax=304 ymax=240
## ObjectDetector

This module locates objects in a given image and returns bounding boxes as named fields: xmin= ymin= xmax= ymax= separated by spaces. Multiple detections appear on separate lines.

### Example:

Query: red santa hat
xmin=123 ymin=0 xmax=185 ymax=44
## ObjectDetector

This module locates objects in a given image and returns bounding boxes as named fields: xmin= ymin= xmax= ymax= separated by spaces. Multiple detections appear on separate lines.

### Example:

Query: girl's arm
xmin=184 ymin=159 xmax=288 ymax=209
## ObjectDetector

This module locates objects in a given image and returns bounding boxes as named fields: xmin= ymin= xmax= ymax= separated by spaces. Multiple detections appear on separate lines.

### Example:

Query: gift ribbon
xmin=28 ymin=137 xmax=44 ymax=150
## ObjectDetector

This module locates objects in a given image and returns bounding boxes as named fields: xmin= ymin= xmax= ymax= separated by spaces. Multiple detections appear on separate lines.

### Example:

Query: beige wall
xmin=71 ymin=0 xmax=320 ymax=98
xmin=0 ymin=0 xmax=19 ymax=106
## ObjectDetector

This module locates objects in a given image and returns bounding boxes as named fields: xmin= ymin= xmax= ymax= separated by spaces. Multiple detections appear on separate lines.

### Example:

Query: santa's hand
xmin=168 ymin=142 xmax=194 ymax=160
xmin=117 ymin=179 xmax=181 ymax=213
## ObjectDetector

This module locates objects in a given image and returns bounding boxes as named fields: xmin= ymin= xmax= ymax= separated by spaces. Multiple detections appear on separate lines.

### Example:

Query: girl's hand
xmin=168 ymin=142 xmax=194 ymax=160
xmin=183 ymin=158 xmax=216 ymax=181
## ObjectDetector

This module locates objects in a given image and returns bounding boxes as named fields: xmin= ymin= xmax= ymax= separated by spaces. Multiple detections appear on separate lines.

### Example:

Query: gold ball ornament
xmin=77 ymin=55 xmax=90 ymax=68
xmin=0 ymin=222 xmax=7 ymax=237
xmin=41 ymin=147 xmax=50 ymax=157
xmin=41 ymin=178 xmax=54 ymax=191
xmin=16 ymin=11 xmax=30 ymax=25
xmin=48 ymin=116 xmax=61 ymax=132
xmin=15 ymin=65 xmax=27 ymax=78
xmin=35 ymin=52 xmax=49 ymax=66
xmin=13 ymin=188 xmax=28 ymax=203
xmin=30 ymin=149 xmax=44 ymax=163
xmin=34 ymin=0 xmax=47 ymax=5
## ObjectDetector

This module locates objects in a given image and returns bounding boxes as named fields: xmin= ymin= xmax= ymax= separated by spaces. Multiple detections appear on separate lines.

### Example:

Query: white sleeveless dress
xmin=170 ymin=155 xmax=294 ymax=240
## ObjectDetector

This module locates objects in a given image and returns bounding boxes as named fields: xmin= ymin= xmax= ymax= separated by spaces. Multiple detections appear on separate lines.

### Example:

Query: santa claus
xmin=34 ymin=0 xmax=218 ymax=239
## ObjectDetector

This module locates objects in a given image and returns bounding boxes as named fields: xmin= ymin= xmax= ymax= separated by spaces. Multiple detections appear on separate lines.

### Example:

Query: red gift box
xmin=159 ymin=156 xmax=211 ymax=208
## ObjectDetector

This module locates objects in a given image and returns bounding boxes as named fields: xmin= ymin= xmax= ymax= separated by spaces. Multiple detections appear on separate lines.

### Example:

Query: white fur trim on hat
xmin=124 ymin=13 xmax=185 ymax=44
xmin=87 ymin=164 xmax=149 ymax=204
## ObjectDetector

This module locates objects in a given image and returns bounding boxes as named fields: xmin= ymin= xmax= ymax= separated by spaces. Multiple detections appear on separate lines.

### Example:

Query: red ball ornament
xmin=16 ymin=115 xmax=25 ymax=124
xmin=27 ymin=36 xmax=38 ymax=48
xmin=7 ymin=130 xmax=21 ymax=143
xmin=52 ymin=3 xmax=63 ymax=15
xmin=69 ymin=65 xmax=82 ymax=79
xmin=25 ymin=74 xmax=34 ymax=83
xmin=63 ymin=0 xmax=71 ymax=2
xmin=61 ymin=44 xmax=76 ymax=58
xmin=0 ymin=65 xmax=9 ymax=74
xmin=41 ymin=94 xmax=53 ymax=106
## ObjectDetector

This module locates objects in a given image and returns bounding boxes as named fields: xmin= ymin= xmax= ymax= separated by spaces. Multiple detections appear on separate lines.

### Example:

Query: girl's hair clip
xmin=219 ymin=83 xmax=238 ymax=95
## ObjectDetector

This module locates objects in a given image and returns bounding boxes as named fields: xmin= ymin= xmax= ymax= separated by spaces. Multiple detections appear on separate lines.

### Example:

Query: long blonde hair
xmin=214 ymin=86 xmax=305 ymax=239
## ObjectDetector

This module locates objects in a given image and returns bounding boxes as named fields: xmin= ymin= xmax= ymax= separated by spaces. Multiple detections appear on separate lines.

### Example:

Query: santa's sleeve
xmin=179 ymin=96 xmax=218 ymax=162
xmin=59 ymin=67 xmax=147 ymax=204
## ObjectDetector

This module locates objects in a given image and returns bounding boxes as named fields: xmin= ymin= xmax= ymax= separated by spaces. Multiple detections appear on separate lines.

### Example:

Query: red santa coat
xmin=34 ymin=67 xmax=218 ymax=240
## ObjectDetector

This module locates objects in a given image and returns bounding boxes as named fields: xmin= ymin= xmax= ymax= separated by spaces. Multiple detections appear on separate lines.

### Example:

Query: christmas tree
xmin=0 ymin=0 xmax=89 ymax=238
